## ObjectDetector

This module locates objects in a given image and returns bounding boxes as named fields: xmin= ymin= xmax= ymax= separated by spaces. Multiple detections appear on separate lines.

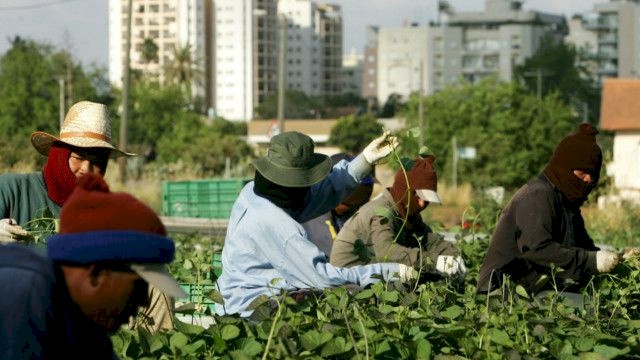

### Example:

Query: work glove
xmin=596 ymin=250 xmax=620 ymax=273
xmin=435 ymin=255 xmax=467 ymax=277
xmin=622 ymin=247 xmax=640 ymax=260
xmin=362 ymin=130 xmax=399 ymax=165
xmin=397 ymin=263 xmax=418 ymax=282
xmin=0 ymin=218 xmax=32 ymax=243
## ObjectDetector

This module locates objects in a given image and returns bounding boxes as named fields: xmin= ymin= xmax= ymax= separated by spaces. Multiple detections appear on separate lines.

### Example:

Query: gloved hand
xmin=596 ymin=250 xmax=620 ymax=273
xmin=362 ymin=130 xmax=399 ymax=165
xmin=435 ymin=255 xmax=467 ymax=277
xmin=397 ymin=263 xmax=418 ymax=282
xmin=0 ymin=218 xmax=32 ymax=243
xmin=622 ymin=247 xmax=640 ymax=260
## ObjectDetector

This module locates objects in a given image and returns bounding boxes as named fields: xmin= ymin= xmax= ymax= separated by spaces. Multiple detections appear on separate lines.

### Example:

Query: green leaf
xmin=416 ymin=338 xmax=432 ymax=360
xmin=174 ymin=319 xmax=205 ymax=335
xmin=574 ymin=337 xmax=595 ymax=352
xmin=239 ymin=338 xmax=264 ymax=356
xmin=407 ymin=127 xmax=421 ymax=138
xmin=169 ymin=332 xmax=189 ymax=350
xmin=183 ymin=259 xmax=193 ymax=270
xmin=440 ymin=305 xmax=463 ymax=320
xmin=418 ymin=146 xmax=433 ymax=157
xmin=221 ymin=324 xmax=241 ymax=340
xmin=354 ymin=289 xmax=375 ymax=300
xmin=515 ymin=285 xmax=529 ymax=299
xmin=181 ymin=339 xmax=206 ymax=354
xmin=207 ymin=288 xmax=225 ymax=305
xmin=489 ymin=328 xmax=514 ymax=347
xmin=321 ymin=337 xmax=350 ymax=357
xmin=593 ymin=344 xmax=629 ymax=358
xmin=300 ymin=330 xmax=333 ymax=350
xmin=149 ymin=337 xmax=165 ymax=353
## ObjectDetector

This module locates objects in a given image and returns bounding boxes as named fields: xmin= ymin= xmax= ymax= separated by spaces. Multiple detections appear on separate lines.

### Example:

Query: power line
xmin=0 ymin=0 xmax=81 ymax=11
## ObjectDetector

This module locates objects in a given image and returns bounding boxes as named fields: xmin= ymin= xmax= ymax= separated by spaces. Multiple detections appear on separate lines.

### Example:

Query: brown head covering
xmin=390 ymin=156 xmax=439 ymax=218
xmin=543 ymin=123 xmax=602 ymax=203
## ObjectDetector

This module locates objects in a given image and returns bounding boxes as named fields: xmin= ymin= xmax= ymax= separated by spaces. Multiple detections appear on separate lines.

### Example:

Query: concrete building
xmin=108 ymin=0 xmax=208 ymax=99
xmin=341 ymin=49 xmax=363 ymax=95
xmin=427 ymin=0 xmax=566 ymax=93
xmin=278 ymin=0 xmax=343 ymax=97
xmin=212 ymin=0 xmax=278 ymax=122
xmin=376 ymin=25 xmax=429 ymax=105
xmin=583 ymin=0 xmax=640 ymax=81
xmin=361 ymin=26 xmax=379 ymax=110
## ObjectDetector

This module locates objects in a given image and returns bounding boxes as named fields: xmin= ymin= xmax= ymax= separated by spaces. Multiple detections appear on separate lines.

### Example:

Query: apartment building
xmin=427 ymin=0 xmax=566 ymax=93
xmin=584 ymin=0 xmax=640 ymax=80
xmin=108 ymin=0 xmax=208 ymax=99
xmin=213 ymin=0 xmax=279 ymax=121
xmin=278 ymin=0 xmax=343 ymax=97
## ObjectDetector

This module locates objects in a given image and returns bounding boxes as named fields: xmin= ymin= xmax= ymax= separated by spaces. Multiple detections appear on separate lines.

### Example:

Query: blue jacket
xmin=216 ymin=155 xmax=401 ymax=316
xmin=0 ymin=244 xmax=116 ymax=359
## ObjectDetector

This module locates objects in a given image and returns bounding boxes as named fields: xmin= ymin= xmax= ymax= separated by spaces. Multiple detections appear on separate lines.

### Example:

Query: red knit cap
xmin=390 ymin=156 xmax=439 ymax=217
xmin=544 ymin=123 xmax=602 ymax=203
xmin=58 ymin=174 xmax=166 ymax=235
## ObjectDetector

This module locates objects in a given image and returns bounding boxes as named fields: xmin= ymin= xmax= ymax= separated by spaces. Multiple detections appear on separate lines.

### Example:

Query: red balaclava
xmin=390 ymin=156 xmax=438 ymax=218
xmin=543 ymin=123 xmax=603 ymax=204
xmin=43 ymin=143 xmax=77 ymax=206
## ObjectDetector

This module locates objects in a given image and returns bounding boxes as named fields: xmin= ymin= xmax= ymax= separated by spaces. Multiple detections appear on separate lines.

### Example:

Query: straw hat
xmin=30 ymin=101 xmax=134 ymax=159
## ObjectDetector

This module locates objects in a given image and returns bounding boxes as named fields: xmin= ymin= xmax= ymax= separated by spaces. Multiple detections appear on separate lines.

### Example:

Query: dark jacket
xmin=0 ymin=244 xmax=116 ymax=359
xmin=477 ymin=174 xmax=599 ymax=293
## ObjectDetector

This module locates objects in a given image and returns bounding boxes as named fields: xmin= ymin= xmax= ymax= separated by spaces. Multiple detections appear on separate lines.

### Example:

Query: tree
xmin=400 ymin=77 xmax=576 ymax=190
xmin=141 ymin=38 xmax=159 ymax=63
xmin=514 ymin=35 xmax=600 ymax=123
xmin=163 ymin=44 xmax=204 ymax=99
xmin=328 ymin=114 xmax=383 ymax=154
xmin=379 ymin=93 xmax=404 ymax=118
xmin=254 ymin=90 xmax=322 ymax=119
xmin=0 ymin=37 xmax=103 ymax=168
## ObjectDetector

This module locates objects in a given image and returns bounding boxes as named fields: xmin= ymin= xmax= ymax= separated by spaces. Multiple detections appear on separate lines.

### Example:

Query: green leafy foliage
xmin=328 ymin=114 xmax=384 ymax=154
xmin=400 ymin=77 xmax=576 ymax=190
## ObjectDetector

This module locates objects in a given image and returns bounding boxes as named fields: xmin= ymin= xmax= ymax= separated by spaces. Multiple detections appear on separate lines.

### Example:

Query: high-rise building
xmin=277 ymin=0 xmax=343 ymax=97
xmin=341 ymin=49 xmax=363 ymax=96
xmin=108 ymin=0 xmax=208 ymax=100
xmin=361 ymin=26 xmax=379 ymax=107
xmin=213 ymin=0 xmax=278 ymax=121
xmin=427 ymin=0 xmax=566 ymax=93
xmin=583 ymin=0 xmax=640 ymax=81
xmin=376 ymin=25 xmax=429 ymax=105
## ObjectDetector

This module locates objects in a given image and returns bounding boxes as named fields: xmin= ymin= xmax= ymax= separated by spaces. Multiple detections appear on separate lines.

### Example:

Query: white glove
xmin=362 ymin=130 xmax=399 ymax=165
xmin=0 ymin=218 xmax=32 ymax=243
xmin=435 ymin=255 xmax=467 ymax=277
xmin=397 ymin=264 xmax=418 ymax=282
xmin=596 ymin=250 xmax=620 ymax=273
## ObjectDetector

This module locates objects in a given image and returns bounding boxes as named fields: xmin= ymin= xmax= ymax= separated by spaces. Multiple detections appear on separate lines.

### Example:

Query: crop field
xmin=111 ymin=207 xmax=640 ymax=360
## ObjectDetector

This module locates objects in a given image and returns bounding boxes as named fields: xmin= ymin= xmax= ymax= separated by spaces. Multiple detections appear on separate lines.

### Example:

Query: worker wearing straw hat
xmin=0 ymin=101 xmax=176 ymax=333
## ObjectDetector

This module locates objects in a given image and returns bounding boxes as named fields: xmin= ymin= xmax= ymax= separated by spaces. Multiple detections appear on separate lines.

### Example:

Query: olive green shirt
xmin=330 ymin=189 xmax=458 ymax=270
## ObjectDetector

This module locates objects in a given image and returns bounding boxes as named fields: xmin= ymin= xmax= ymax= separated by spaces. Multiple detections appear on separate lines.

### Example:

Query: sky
xmin=0 ymin=0 xmax=607 ymax=68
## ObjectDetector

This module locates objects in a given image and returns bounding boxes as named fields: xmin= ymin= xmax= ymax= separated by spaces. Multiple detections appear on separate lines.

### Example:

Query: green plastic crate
xmin=177 ymin=283 xmax=217 ymax=314
xmin=212 ymin=252 xmax=222 ymax=279
xmin=162 ymin=178 xmax=250 ymax=219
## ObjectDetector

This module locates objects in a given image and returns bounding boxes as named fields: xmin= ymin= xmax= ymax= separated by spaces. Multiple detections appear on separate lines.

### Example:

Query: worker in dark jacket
xmin=0 ymin=174 xmax=186 ymax=359
xmin=477 ymin=123 xmax=620 ymax=294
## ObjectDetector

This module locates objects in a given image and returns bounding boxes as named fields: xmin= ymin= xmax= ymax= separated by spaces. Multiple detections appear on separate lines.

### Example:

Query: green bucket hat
xmin=252 ymin=131 xmax=332 ymax=187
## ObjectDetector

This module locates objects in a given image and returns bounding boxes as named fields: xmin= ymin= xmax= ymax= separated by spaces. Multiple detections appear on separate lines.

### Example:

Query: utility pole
xmin=418 ymin=61 xmax=425 ymax=148
xmin=523 ymin=68 xmax=552 ymax=101
xmin=277 ymin=14 xmax=287 ymax=134
xmin=58 ymin=77 xmax=65 ymax=129
xmin=119 ymin=0 xmax=133 ymax=184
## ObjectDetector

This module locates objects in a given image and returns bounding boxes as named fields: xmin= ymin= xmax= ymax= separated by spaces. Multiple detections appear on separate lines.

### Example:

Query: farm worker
xmin=330 ymin=156 xmax=467 ymax=280
xmin=0 ymin=173 xmax=186 ymax=358
xmin=215 ymin=131 xmax=417 ymax=317
xmin=477 ymin=123 xmax=622 ymax=296
xmin=302 ymin=152 xmax=375 ymax=257
xmin=0 ymin=100 xmax=173 ymax=332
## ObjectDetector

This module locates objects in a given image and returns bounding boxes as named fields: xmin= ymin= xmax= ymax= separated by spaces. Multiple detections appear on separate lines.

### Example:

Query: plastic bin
xmin=177 ymin=283 xmax=217 ymax=314
xmin=162 ymin=178 xmax=251 ymax=219
xmin=212 ymin=252 xmax=223 ymax=279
